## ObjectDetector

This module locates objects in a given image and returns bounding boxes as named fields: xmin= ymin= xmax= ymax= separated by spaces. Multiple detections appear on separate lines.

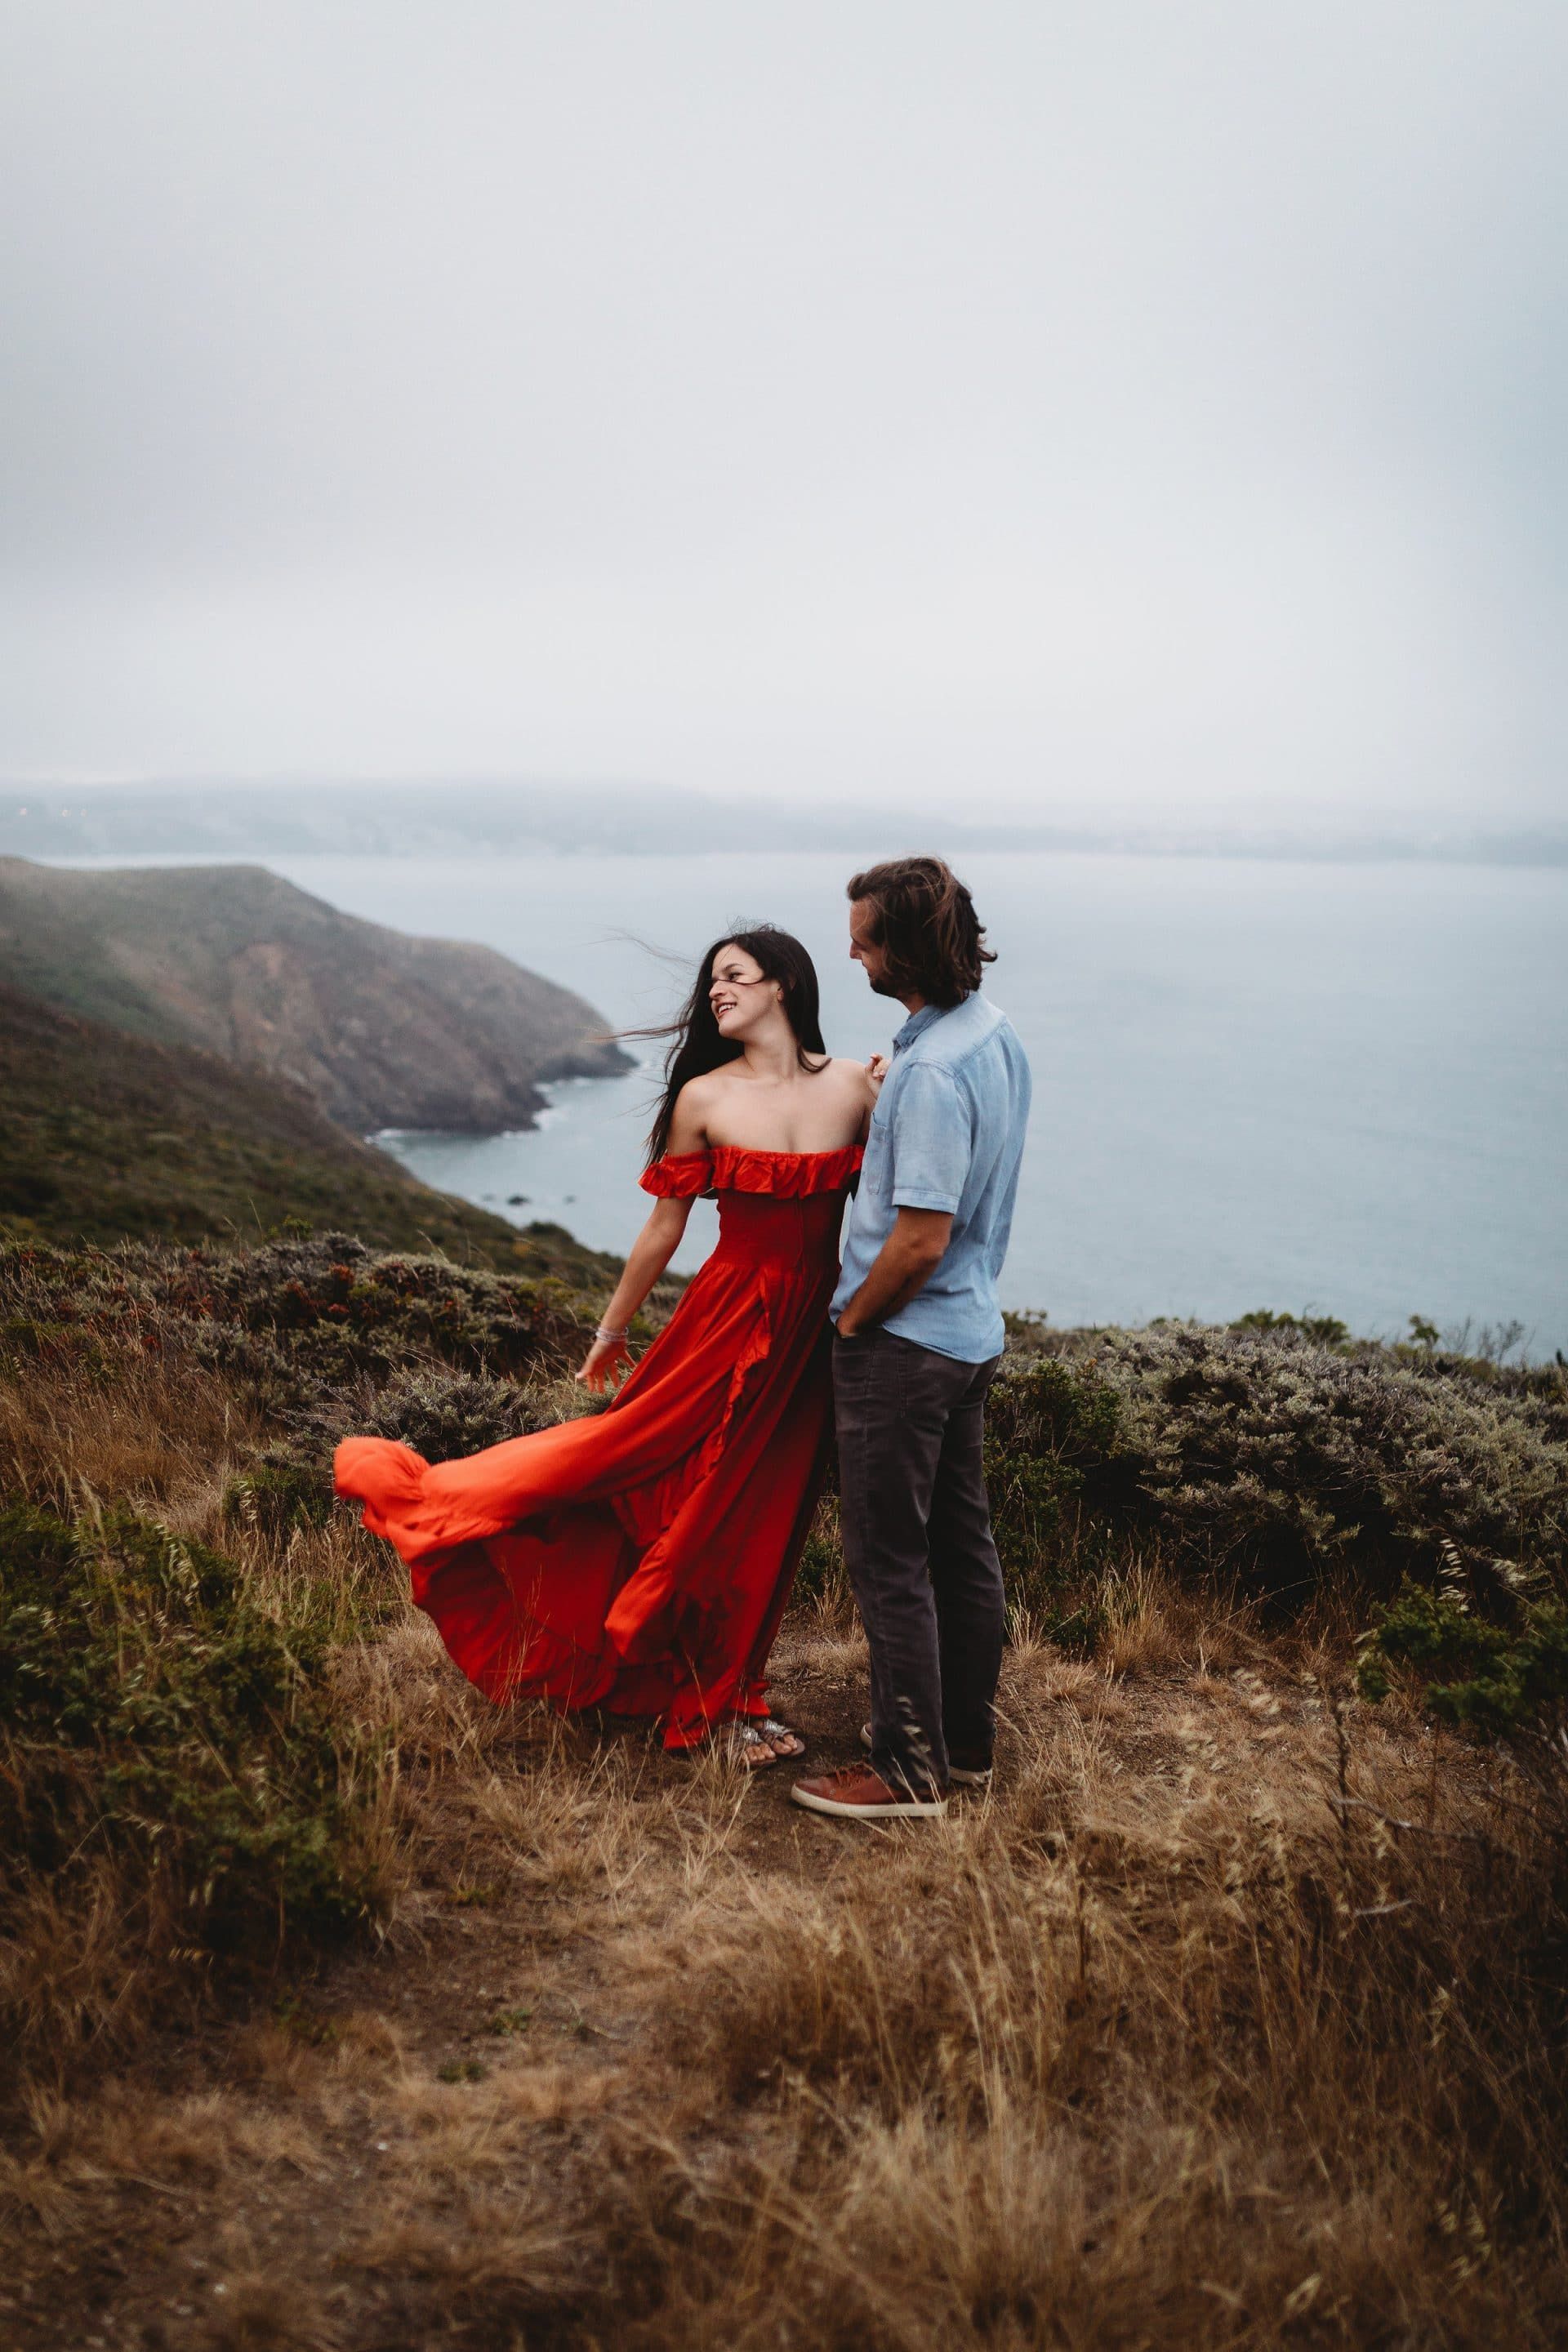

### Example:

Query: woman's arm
xmin=575 ymin=1195 xmax=695 ymax=1390
xmin=575 ymin=1079 xmax=710 ymax=1390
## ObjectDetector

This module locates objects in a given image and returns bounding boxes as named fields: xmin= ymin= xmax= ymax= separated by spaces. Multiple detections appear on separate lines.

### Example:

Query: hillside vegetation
xmin=0 ymin=856 xmax=630 ymax=1130
xmin=2 ymin=1227 xmax=1566 ymax=2349
xmin=0 ymin=978 xmax=622 ymax=1286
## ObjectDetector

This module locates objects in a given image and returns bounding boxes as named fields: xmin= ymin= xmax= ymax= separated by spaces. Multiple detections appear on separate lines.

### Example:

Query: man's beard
xmin=867 ymin=971 xmax=903 ymax=999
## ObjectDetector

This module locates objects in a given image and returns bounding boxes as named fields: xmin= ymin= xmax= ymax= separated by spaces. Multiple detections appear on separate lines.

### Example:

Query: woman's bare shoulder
xmin=667 ymin=1077 xmax=719 ymax=1134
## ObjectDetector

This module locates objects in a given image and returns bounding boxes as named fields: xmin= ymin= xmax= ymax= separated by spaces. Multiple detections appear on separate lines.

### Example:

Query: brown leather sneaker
xmin=790 ymin=1763 xmax=947 ymax=1821
xmin=859 ymin=1722 xmax=992 ymax=1788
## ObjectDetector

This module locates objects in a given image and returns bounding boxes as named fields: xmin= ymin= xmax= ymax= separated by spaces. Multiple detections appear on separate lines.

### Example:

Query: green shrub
xmin=220 ymin=1459 xmax=336 ymax=1538
xmin=793 ymin=1501 xmax=849 ymax=1609
xmin=188 ymin=1232 xmax=583 ymax=1379
xmin=983 ymin=1356 xmax=1131 ymax=1609
xmin=1359 ymin=1574 xmax=1568 ymax=1738
xmin=0 ymin=1233 xmax=601 ymax=1512
xmin=0 ymin=1502 xmax=388 ymax=1980
xmin=305 ymin=1364 xmax=549 ymax=1466
xmin=0 ymin=1232 xmax=596 ymax=1421
xmin=226 ymin=1366 xmax=555 ymax=1542
xmin=1231 ymin=1307 xmax=1352 ymax=1347
xmin=1011 ymin=1325 xmax=1568 ymax=1604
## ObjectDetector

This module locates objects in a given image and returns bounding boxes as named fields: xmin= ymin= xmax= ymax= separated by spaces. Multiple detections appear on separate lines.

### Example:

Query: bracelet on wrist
xmin=595 ymin=1325 xmax=630 ymax=1343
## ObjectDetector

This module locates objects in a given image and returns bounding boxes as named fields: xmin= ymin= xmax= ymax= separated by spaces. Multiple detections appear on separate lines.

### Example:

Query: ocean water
xmin=225 ymin=849 xmax=1566 ymax=1356
xmin=51 ymin=848 xmax=1568 ymax=1351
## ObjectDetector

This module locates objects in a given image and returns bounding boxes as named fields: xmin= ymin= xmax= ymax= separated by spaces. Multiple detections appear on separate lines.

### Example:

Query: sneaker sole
xmin=859 ymin=1722 xmax=992 ymax=1789
xmin=791 ymin=1784 xmax=947 ymax=1821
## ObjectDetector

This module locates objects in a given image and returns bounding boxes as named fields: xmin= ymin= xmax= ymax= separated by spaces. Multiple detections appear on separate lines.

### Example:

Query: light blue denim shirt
xmin=832 ymin=992 xmax=1032 ymax=1363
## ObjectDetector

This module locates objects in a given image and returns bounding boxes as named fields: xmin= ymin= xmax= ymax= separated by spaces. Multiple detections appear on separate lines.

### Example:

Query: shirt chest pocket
xmin=862 ymin=1107 xmax=894 ymax=1200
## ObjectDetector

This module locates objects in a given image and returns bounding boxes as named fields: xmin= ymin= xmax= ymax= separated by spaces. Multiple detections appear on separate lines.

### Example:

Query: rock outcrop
xmin=0 ymin=858 xmax=631 ymax=1132
xmin=0 ymin=974 xmax=624 ymax=1281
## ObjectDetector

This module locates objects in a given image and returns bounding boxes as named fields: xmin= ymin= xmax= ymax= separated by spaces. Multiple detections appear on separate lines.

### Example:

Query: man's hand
xmin=835 ymin=1205 xmax=953 ymax=1337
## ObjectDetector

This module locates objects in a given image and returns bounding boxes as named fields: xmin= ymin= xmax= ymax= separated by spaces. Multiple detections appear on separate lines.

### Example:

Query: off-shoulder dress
xmin=334 ymin=1143 xmax=861 ymax=1748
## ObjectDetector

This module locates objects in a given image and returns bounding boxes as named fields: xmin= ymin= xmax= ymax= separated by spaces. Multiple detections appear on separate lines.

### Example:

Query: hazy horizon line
xmin=2 ymin=776 xmax=1565 ymax=869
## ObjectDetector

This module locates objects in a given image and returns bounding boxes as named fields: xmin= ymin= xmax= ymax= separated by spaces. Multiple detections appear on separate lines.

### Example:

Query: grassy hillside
xmin=0 ymin=855 xmax=630 ymax=1130
xmin=0 ymin=978 xmax=624 ymax=1287
xmin=2 ymin=1241 xmax=1566 ymax=2347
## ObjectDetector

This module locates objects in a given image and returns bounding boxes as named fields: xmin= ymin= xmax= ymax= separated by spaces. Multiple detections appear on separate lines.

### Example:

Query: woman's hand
xmin=576 ymin=1334 xmax=633 ymax=1392
xmin=866 ymin=1051 xmax=889 ymax=1099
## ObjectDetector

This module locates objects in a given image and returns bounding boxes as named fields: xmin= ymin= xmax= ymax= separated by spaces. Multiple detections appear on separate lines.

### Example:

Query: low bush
xmin=983 ymin=1354 xmax=1134 ymax=1615
xmin=225 ymin=1366 xmax=559 ymax=1539
xmin=1360 ymin=1567 xmax=1568 ymax=1740
xmin=189 ymin=1232 xmax=584 ymax=1378
xmin=0 ymin=1500 xmax=394 ymax=2083
xmin=296 ymin=1363 xmax=550 ymax=1467
xmin=985 ymin=1323 xmax=1568 ymax=1616
xmin=1231 ymin=1303 xmax=1352 ymax=1345
xmin=221 ymin=1457 xmax=337 ymax=1538
xmin=792 ymin=1498 xmax=850 ymax=1610
xmin=0 ymin=1232 xmax=599 ymax=1414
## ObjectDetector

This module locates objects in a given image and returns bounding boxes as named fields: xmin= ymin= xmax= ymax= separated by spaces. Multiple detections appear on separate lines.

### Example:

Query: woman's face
xmin=709 ymin=943 xmax=781 ymax=1040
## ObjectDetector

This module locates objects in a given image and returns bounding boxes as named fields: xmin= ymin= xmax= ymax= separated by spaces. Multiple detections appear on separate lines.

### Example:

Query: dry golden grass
xmin=3 ymin=1339 xmax=1566 ymax=2349
xmin=0 ymin=1341 xmax=261 ymax=1509
xmin=7 ymin=1614 xmax=1567 ymax=2348
xmin=583 ymin=1673 xmax=1566 ymax=2351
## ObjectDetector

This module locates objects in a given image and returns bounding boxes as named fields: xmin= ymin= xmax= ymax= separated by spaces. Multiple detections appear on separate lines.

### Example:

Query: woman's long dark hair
xmin=642 ymin=925 xmax=827 ymax=1163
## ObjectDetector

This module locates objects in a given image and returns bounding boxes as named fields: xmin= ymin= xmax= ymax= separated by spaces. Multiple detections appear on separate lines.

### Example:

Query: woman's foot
xmin=711 ymin=1719 xmax=804 ymax=1770
xmin=752 ymin=1715 xmax=806 ymax=1761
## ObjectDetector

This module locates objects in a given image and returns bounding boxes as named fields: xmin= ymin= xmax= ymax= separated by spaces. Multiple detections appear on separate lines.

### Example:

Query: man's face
xmin=849 ymin=898 xmax=900 ymax=998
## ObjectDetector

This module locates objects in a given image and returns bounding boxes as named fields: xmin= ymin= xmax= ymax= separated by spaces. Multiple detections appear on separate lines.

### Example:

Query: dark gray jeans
xmin=832 ymin=1326 xmax=1005 ymax=1796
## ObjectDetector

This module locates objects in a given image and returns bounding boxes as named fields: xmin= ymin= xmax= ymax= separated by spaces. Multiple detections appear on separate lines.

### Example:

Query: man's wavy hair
xmin=847 ymin=856 xmax=995 ymax=1009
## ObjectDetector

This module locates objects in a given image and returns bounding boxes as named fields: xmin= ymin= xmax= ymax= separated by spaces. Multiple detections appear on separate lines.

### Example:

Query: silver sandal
xmin=718 ymin=1722 xmax=783 ymax=1770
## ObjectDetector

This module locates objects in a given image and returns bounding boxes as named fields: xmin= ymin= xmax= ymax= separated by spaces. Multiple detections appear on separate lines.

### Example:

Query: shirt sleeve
xmin=887 ymin=1062 xmax=971 ymax=1214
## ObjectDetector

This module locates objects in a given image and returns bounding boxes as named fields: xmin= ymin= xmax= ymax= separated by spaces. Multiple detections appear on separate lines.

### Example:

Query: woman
xmin=335 ymin=927 xmax=876 ymax=1766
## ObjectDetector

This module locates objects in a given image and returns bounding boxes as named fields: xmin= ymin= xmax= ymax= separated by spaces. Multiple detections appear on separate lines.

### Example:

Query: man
xmin=791 ymin=855 xmax=1031 ymax=1822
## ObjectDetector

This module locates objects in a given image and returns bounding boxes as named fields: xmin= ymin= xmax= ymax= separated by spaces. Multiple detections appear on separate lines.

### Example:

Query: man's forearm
xmin=836 ymin=1208 xmax=953 ymax=1336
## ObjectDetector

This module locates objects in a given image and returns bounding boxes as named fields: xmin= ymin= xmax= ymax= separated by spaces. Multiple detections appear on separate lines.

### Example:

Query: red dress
xmin=334 ymin=1144 xmax=861 ymax=1748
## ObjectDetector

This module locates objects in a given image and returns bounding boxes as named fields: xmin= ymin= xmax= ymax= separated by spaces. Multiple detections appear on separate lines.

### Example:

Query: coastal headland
xmin=0 ymin=856 xmax=632 ymax=1134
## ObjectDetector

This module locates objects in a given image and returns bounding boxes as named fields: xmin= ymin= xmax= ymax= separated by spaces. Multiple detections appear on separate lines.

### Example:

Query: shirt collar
xmin=892 ymin=1004 xmax=946 ymax=1053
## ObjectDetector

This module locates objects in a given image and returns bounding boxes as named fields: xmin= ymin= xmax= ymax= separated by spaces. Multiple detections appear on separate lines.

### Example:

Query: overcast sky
xmin=1 ymin=2 xmax=1564 ymax=823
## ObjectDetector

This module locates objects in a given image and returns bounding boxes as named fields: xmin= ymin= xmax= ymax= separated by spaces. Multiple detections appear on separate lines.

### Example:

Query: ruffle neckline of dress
xmin=640 ymin=1143 xmax=863 ymax=1200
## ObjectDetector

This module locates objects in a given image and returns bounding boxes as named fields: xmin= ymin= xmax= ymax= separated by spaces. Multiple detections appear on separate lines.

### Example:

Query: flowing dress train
xmin=333 ymin=1144 xmax=860 ymax=1748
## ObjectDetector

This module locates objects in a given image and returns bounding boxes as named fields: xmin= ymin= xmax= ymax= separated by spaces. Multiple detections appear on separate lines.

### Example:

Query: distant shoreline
xmin=2 ymin=782 xmax=1564 ymax=870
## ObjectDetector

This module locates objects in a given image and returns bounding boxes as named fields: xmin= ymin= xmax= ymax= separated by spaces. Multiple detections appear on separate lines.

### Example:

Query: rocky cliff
xmin=0 ymin=858 xmax=631 ymax=1132
xmin=0 ymin=976 xmax=625 ymax=1281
